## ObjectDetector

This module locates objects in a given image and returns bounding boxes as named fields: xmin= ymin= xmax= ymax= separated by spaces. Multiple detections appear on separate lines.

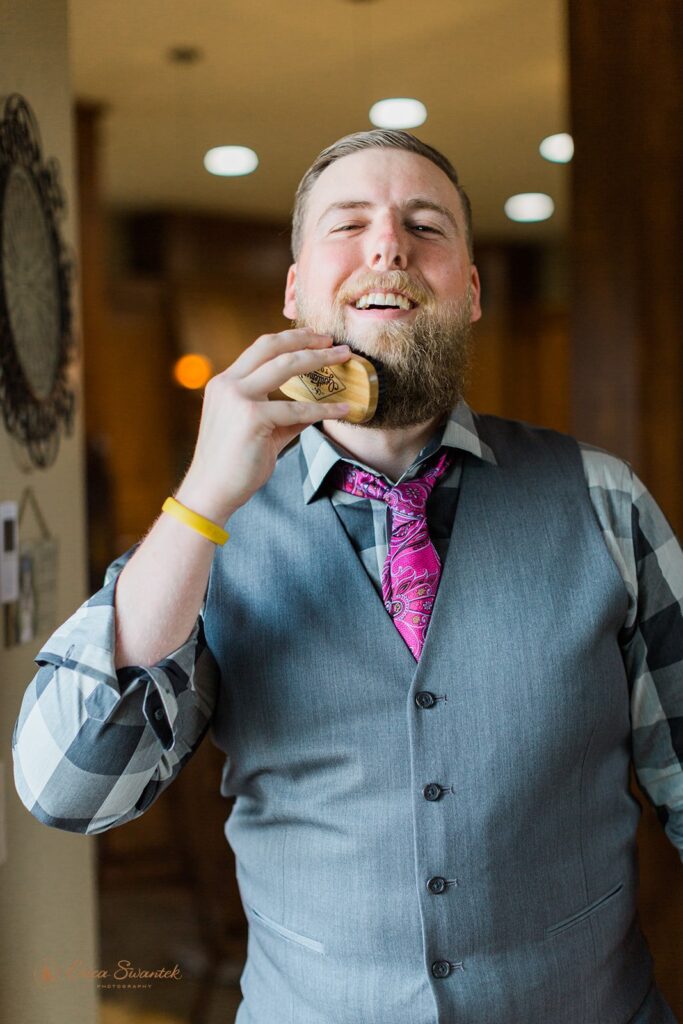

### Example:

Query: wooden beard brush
xmin=278 ymin=348 xmax=386 ymax=424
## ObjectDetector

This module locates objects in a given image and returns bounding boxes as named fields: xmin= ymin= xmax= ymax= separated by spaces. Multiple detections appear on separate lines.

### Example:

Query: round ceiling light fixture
xmin=539 ymin=133 xmax=574 ymax=163
xmin=204 ymin=146 xmax=259 ymax=177
xmin=504 ymin=193 xmax=555 ymax=223
xmin=369 ymin=98 xmax=427 ymax=129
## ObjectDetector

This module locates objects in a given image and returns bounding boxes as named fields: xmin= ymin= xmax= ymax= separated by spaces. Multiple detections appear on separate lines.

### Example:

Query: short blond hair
xmin=291 ymin=129 xmax=474 ymax=262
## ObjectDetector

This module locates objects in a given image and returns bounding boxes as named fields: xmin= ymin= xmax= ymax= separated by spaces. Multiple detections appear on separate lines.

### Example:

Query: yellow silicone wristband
xmin=162 ymin=496 xmax=229 ymax=546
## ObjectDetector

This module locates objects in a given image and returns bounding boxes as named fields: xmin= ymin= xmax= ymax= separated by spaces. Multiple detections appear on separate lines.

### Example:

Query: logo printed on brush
xmin=297 ymin=368 xmax=347 ymax=399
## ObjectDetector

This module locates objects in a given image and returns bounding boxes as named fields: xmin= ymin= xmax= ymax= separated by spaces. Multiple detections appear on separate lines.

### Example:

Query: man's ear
xmin=283 ymin=264 xmax=298 ymax=319
xmin=469 ymin=264 xmax=483 ymax=323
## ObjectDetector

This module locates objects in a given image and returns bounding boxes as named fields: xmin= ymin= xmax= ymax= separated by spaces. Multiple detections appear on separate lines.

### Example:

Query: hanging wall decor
xmin=3 ymin=486 xmax=59 ymax=647
xmin=0 ymin=93 xmax=76 ymax=469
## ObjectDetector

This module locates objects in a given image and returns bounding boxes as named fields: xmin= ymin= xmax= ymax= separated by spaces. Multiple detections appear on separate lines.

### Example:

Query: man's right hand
xmin=175 ymin=328 xmax=351 ymax=524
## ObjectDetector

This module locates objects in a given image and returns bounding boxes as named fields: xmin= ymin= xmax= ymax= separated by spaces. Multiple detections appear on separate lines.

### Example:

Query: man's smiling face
xmin=283 ymin=147 xmax=482 ymax=428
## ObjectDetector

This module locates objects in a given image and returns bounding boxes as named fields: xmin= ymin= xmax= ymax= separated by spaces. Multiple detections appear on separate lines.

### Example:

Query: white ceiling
xmin=68 ymin=0 xmax=569 ymax=244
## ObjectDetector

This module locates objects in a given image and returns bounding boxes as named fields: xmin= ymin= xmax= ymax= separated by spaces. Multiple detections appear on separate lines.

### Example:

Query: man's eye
xmin=411 ymin=224 xmax=441 ymax=234
xmin=332 ymin=223 xmax=362 ymax=232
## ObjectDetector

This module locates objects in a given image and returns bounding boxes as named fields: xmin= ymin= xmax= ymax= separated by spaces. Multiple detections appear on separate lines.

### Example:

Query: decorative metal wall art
xmin=0 ymin=93 xmax=76 ymax=469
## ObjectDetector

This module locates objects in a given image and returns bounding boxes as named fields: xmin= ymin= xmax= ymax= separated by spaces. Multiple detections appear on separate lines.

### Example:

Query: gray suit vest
xmin=203 ymin=412 xmax=674 ymax=1024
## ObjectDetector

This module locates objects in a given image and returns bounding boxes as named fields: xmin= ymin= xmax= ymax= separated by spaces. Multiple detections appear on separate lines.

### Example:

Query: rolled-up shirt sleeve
xmin=625 ymin=471 xmax=683 ymax=860
xmin=582 ymin=442 xmax=683 ymax=862
xmin=11 ymin=544 xmax=219 ymax=835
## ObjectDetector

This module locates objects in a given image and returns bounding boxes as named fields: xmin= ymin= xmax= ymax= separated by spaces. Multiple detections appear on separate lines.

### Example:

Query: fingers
xmin=225 ymin=328 xmax=336 ymax=381
xmin=184 ymin=332 xmax=352 ymax=516
xmin=266 ymin=398 xmax=350 ymax=428
xmin=243 ymin=344 xmax=351 ymax=398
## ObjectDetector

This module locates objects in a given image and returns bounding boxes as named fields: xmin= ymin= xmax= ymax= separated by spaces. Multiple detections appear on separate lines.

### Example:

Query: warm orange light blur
xmin=173 ymin=353 xmax=213 ymax=390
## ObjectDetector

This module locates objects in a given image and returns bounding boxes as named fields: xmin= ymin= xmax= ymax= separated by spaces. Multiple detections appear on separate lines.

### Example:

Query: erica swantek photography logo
xmin=33 ymin=957 xmax=182 ymax=990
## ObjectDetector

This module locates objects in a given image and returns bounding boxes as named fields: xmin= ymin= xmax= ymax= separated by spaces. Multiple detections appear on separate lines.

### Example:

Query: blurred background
xmin=1 ymin=1 xmax=682 ymax=1023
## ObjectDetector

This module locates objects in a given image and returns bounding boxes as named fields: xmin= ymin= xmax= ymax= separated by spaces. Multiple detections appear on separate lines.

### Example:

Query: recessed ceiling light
xmin=539 ymin=133 xmax=574 ymax=163
xmin=203 ymin=146 xmax=259 ymax=177
xmin=504 ymin=193 xmax=555 ymax=223
xmin=369 ymin=98 xmax=427 ymax=129
xmin=168 ymin=46 xmax=203 ymax=64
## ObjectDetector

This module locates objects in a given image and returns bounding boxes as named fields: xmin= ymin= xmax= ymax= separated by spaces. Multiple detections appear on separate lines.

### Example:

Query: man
xmin=12 ymin=130 xmax=683 ymax=1024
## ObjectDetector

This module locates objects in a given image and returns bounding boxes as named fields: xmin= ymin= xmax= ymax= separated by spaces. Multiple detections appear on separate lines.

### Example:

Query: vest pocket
xmin=545 ymin=881 xmax=624 ymax=937
xmin=246 ymin=903 xmax=326 ymax=955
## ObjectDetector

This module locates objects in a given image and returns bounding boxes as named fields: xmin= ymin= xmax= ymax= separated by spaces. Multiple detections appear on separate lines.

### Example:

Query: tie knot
xmin=331 ymin=449 xmax=452 ymax=513
xmin=332 ymin=463 xmax=390 ymax=503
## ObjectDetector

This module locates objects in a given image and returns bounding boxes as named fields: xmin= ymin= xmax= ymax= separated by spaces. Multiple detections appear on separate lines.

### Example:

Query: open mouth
xmin=352 ymin=290 xmax=416 ymax=311
xmin=347 ymin=291 xmax=418 ymax=317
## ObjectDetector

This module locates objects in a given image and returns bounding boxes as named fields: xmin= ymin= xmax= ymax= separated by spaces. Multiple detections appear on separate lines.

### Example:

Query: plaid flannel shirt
xmin=11 ymin=400 xmax=683 ymax=857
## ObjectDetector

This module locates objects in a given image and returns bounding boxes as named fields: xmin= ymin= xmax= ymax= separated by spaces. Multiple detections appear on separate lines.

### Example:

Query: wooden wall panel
xmin=568 ymin=0 xmax=683 ymax=1013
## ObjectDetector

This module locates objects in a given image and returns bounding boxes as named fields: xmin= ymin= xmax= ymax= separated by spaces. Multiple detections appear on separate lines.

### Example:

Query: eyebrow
xmin=316 ymin=198 xmax=459 ymax=234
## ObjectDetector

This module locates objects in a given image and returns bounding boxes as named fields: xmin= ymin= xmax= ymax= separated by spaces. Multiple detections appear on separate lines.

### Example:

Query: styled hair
xmin=291 ymin=129 xmax=474 ymax=262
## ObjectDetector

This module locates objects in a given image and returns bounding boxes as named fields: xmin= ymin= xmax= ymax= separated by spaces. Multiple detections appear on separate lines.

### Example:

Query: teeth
xmin=354 ymin=291 xmax=414 ymax=310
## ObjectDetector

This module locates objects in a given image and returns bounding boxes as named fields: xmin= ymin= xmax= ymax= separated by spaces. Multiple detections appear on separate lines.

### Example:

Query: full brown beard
xmin=294 ymin=277 xmax=475 ymax=429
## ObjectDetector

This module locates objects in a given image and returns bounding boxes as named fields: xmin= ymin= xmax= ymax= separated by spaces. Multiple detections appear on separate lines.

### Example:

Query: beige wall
xmin=0 ymin=2 xmax=99 ymax=1023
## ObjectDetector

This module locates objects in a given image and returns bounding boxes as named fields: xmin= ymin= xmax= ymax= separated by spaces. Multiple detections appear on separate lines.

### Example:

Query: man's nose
xmin=366 ymin=220 xmax=408 ymax=271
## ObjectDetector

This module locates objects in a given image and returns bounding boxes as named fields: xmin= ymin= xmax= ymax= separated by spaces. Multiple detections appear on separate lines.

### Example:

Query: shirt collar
xmin=298 ymin=398 xmax=498 ymax=504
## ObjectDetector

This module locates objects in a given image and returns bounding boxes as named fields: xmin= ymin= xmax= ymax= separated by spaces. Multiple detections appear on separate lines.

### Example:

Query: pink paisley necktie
xmin=332 ymin=449 xmax=453 ymax=661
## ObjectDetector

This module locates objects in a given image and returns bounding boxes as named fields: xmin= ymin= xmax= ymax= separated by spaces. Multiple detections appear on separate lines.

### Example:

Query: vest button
xmin=432 ymin=960 xmax=451 ymax=979
xmin=423 ymin=783 xmax=442 ymax=801
xmin=427 ymin=876 xmax=447 ymax=894
xmin=154 ymin=708 xmax=164 ymax=721
xmin=415 ymin=691 xmax=437 ymax=709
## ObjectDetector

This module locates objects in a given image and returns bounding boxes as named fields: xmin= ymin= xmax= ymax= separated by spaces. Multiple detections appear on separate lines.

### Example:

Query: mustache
xmin=335 ymin=271 xmax=433 ymax=307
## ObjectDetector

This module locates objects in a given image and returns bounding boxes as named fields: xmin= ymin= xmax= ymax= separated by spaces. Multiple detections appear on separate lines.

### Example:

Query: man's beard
xmin=294 ymin=275 xmax=474 ymax=429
